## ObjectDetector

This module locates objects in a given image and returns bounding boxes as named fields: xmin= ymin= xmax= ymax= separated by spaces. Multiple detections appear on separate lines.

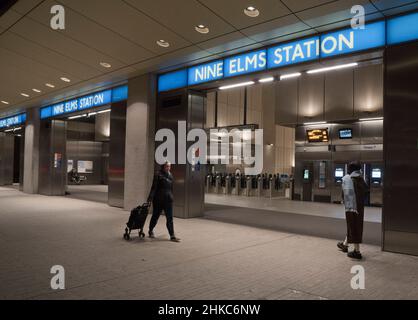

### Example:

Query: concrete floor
xmin=205 ymin=194 xmax=382 ymax=245
xmin=1 ymin=186 xmax=418 ymax=300
xmin=66 ymin=185 xmax=108 ymax=203
xmin=205 ymin=193 xmax=382 ymax=223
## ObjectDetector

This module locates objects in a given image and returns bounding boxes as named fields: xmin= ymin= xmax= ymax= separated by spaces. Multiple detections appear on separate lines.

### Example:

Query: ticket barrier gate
xmin=214 ymin=175 xmax=221 ymax=194
xmin=224 ymin=175 xmax=231 ymax=194
xmin=232 ymin=175 xmax=241 ymax=195
xmin=205 ymin=174 xmax=211 ymax=193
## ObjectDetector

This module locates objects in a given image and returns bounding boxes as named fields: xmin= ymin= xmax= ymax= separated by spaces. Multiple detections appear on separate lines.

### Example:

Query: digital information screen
xmin=303 ymin=169 xmax=310 ymax=180
xmin=307 ymin=129 xmax=329 ymax=143
xmin=335 ymin=168 xmax=344 ymax=178
xmin=372 ymin=169 xmax=382 ymax=179
xmin=339 ymin=128 xmax=353 ymax=139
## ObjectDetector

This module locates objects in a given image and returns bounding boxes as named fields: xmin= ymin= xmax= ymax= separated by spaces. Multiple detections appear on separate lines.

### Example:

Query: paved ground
xmin=1 ymin=186 xmax=417 ymax=300
xmin=205 ymin=193 xmax=382 ymax=222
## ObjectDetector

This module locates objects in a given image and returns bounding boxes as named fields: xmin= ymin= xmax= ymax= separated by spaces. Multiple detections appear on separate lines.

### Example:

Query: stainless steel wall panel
xmin=324 ymin=69 xmax=354 ymax=121
xmin=0 ymin=134 xmax=14 ymax=186
xmin=383 ymin=40 xmax=418 ymax=255
xmin=276 ymin=78 xmax=298 ymax=125
xmin=38 ymin=120 xmax=67 ymax=196
xmin=157 ymin=90 xmax=206 ymax=219
xmin=108 ymin=101 xmax=127 ymax=208
xmin=360 ymin=120 xmax=383 ymax=145
xmin=298 ymin=73 xmax=324 ymax=124
xmin=354 ymin=64 xmax=383 ymax=118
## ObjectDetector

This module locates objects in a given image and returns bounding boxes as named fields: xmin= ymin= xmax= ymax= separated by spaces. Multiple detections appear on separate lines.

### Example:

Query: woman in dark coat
xmin=337 ymin=161 xmax=368 ymax=259
xmin=147 ymin=161 xmax=180 ymax=242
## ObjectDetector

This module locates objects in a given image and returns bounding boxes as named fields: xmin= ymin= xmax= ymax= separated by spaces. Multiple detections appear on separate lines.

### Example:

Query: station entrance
xmin=0 ymin=124 xmax=24 ymax=190
xmin=157 ymin=51 xmax=384 ymax=244
xmin=37 ymin=87 xmax=127 ymax=208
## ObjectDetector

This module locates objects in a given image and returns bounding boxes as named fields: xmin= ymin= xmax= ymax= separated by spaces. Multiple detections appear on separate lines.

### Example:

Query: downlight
xmin=45 ymin=83 xmax=55 ymax=88
xmin=20 ymin=93 xmax=30 ymax=97
xmin=100 ymin=62 xmax=112 ymax=68
xmin=195 ymin=25 xmax=209 ymax=34
xmin=1 ymin=101 xmax=9 ymax=105
xmin=244 ymin=6 xmax=260 ymax=17
xmin=156 ymin=39 xmax=170 ymax=48
xmin=60 ymin=77 xmax=71 ymax=83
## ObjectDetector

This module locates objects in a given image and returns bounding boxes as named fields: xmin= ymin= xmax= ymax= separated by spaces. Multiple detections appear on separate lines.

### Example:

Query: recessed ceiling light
xmin=21 ymin=93 xmax=30 ymax=97
xmin=32 ymin=88 xmax=41 ymax=93
xmin=1 ymin=101 xmax=9 ymax=105
xmin=195 ymin=24 xmax=209 ymax=34
xmin=45 ymin=83 xmax=55 ymax=88
xmin=156 ymin=40 xmax=170 ymax=48
xmin=60 ymin=77 xmax=71 ymax=82
xmin=244 ymin=6 xmax=260 ymax=17
xmin=100 ymin=62 xmax=112 ymax=68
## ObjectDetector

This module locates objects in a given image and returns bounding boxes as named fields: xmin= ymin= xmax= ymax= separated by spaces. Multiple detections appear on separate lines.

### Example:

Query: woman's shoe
xmin=148 ymin=231 xmax=155 ymax=238
xmin=170 ymin=236 xmax=181 ymax=242
xmin=347 ymin=251 xmax=362 ymax=260
xmin=337 ymin=242 xmax=348 ymax=253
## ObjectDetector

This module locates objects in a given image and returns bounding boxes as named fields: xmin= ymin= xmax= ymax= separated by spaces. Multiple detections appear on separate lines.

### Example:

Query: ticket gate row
xmin=205 ymin=173 xmax=289 ymax=198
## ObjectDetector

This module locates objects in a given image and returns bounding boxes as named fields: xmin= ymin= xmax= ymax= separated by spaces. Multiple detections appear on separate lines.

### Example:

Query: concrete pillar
xmin=124 ymin=74 xmax=156 ymax=210
xmin=23 ymin=108 xmax=40 ymax=194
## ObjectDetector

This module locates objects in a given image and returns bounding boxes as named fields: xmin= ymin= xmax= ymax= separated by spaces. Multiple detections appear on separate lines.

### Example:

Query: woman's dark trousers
xmin=149 ymin=203 xmax=174 ymax=237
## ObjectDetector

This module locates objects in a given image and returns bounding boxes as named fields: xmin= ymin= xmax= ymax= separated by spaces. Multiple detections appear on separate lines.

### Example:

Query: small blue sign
xmin=40 ymin=85 xmax=128 ymax=119
xmin=0 ymin=113 xmax=26 ymax=129
xmin=158 ymin=69 xmax=188 ymax=92
xmin=224 ymin=49 xmax=267 ymax=78
xmin=188 ymin=60 xmax=224 ymax=85
xmin=387 ymin=12 xmax=418 ymax=45
xmin=111 ymin=85 xmax=129 ymax=102
xmin=268 ymin=36 xmax=320 ymax=69
xmin=320 ymin=21 xmax=386 ymax=58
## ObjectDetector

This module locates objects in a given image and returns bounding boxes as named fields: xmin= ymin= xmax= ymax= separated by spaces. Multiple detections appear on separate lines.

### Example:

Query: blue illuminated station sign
xmin=0 ymin=113 xmax=26 ymax=130
xmin=158 ymin=12 xmax=418 ymax=92
xmin=40 ymin=85 xmax=128 ymax=119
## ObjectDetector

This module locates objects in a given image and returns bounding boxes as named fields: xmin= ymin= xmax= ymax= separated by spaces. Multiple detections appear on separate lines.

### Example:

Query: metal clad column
xmin=156 ymin=89 xmax=206 ymax=218
xmin=108 ymin=101 xmax=127 ymax=208
xmin=0 ymin=133 xmax=14 ymax=186
xmin=38 ymin=120 xmax=67 ymax=196
xmin=383 ymin=40 xmax=418 ymax=256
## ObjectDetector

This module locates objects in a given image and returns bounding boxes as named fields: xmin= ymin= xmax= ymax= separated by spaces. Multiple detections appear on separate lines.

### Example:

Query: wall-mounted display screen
xmin=307 ymin=129 xmax=329 ymax=143
xmin=335 ymin=168 xmax=344 ymax=178
xmin=339 ymin=128 xmax=353 ymax=139
xmin=372 ymin=169 xmax=382 ymax=179
xmin=303 ymin=169 xmax=310 ymax=180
